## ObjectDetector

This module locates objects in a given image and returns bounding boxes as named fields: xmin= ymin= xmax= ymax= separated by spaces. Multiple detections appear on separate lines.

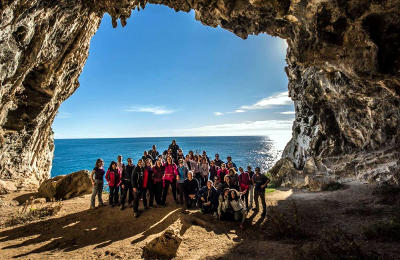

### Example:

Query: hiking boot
xmin=120 ymin=205 xmax=125 ymax=210
xmin=134 ymin=212 xmax=139 ymax=218
xmin=90 ymin=206 xmax=95 ymax=210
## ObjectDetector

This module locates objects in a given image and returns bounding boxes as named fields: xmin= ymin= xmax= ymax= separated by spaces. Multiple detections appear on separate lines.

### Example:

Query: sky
xmin=53 ymin=4 xmax=294 ymax=149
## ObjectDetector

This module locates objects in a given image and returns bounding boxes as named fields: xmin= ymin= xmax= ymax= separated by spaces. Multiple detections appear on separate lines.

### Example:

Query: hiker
xmin=252 ymin=167 xmax=270 ymax=217
xmin=217 ymin=175 xmax=233 ymax=193
xmin=246 ymin=166 xmax=255 ymax=209
xmin=218 ymin=188 xmax=246 ymax=229
xmin=217 ymin=163 xmax=229 ymax=184
xmin=228 ymin=168 xmax=239 ymax=190
xmin=168 ymin=139 xmax=180 ymax=162
xmin=142 ymin=151 xmax=153 ymax=162
xmin=148 ymin=145 xmax=159 ymax=163
xmin=177 ymin=149 xmax=185 ymax=163
xmin=120 ymin=158 xmax=134 ymax=210
xmin=202 ymin=151 xmax=210 ymax=164
xmin=209 ymin=160 xmax=219 ymax=184
xmin=116 ymin=155 xmax=125 ymax=205
xmin=183 ymin=171 xmax=199 ymax=209
xmin=226 ymin=156 xmax=238 ymax=171
xmin=161 ymin=156 xmax=178 ymax=206
xmin=238 ymin=167 xmax=251 ymax=211
xmin=184 ymin=155 xmax=192 ymax=171
xmin=199 ymin=157 xmax=210 ymax=187
xmin=214 ymin=153 xmax=223 ymax=167
xmin=199 ymin=180 xmax=219 ymax=215
xmin=90 ymin=158 xmax=105 ymax=209
xmin=131 ymin=159 xmax=146 ymax=217
xmin=106 ymin=161 xmax=121 ymax=207
xmin=151 ymin=160 xmax=164 ymax=206
xmin=144 ymin=159 xmax=155 ymax=208
xmin=177 ymin=159 xmax=188 ymax=205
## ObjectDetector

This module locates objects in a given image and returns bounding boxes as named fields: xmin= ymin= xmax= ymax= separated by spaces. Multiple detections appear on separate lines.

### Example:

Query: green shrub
xmin=363 ymin=217 xmax=400 ymax=242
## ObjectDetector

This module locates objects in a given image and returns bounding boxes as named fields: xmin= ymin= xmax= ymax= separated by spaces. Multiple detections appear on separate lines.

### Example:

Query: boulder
xmin=37 ymin=170 xmax=92 ymax=201
xmin=305 ymin=175 xmax=338 ymax=192
xmin=0 ymin=179 xmax=18 ymax=195
xmin=142 ymin=229 xmax=182 ymax=259
xmin=268 ymin=158 xmax=305 ymax=188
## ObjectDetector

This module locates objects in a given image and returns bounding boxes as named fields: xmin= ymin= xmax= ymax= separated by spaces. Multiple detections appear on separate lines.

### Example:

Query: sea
xmin=51 ymin=136 xmax=284 ymax=178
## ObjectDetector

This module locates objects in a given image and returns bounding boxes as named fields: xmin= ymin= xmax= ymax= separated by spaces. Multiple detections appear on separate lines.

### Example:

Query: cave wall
xmin=0 ymin=0 xmax=399 ymax=187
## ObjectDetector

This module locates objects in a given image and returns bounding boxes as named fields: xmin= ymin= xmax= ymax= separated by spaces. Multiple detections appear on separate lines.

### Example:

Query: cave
xmin=0 ymin=0 xmax=399 ymax=188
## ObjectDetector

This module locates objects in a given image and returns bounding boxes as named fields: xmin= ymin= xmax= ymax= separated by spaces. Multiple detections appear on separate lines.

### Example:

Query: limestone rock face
xmin=37 ymin=170 xmax=92 ymax=201
xmin=0 ymin=0 xmax=399 ymax=187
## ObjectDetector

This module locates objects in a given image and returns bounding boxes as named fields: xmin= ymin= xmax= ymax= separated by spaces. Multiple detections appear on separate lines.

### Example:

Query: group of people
xmin=90 ymin=140 xmax=270 ymax=228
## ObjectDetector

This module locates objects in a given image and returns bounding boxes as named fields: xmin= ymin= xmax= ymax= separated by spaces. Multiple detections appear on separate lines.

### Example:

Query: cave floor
xmin=0 ymin=182 xmax=399 ymax=259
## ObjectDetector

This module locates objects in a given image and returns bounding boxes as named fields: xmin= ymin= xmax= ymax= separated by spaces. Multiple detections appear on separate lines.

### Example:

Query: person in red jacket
xmin=238 ymin=167 xmax=251 ymax=211
xmin=217 ymin=163 xmax=229 ymax=184
xmin=161 ymin=156 xmax=178 ymax=206
xmin=106 ymin=161 xmax=121 ymax=207
xmin=151 ymin=159 xmax=164 ymax=207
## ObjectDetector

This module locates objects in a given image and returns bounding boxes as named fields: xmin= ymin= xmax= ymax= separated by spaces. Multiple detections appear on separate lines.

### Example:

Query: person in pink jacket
xmin=105 ymin=161 xmax=121 ymax=207
xmin=161 ymin=156 xmax=178 ymax=206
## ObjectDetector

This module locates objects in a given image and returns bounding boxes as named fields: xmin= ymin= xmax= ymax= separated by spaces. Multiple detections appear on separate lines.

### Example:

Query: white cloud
xmin=126 ymin=106 xmax=174 ymax=115
xmin=172 ymin=120 xmax=293 ymax=149
xmin=214 ymin=112 xmax=223 ymax=116
xmin=56 ymin=112 xmax=72 ymax=119
xmin=280 ymin=111 xmax=295 ymax=115
xmin=234 ymin=109 xmax=245 ymax=113
xmin=239 ymin=91 xmax=292 ymax=111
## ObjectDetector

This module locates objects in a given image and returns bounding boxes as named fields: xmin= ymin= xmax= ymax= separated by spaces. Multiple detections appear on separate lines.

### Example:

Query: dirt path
xmin=0 ymin=182 xmax=399 ymax=259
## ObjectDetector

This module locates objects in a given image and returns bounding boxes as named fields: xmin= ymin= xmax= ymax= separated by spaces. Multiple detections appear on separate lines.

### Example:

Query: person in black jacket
xmin=198 ymin=180 xmax=219 ymax=215
xmin=131 ymin=159 xmax=146 ymax=218
xmin=252 ymin=167 xmax=270 ymax=217
xmin=168 ymin=139 xmax=179 ymax=162
xmin=183 ymin=171 xmax=199 ymax=209
xmin=120 ymin=158 xmax=135 ymax=210
xmin=148 ymin=145 xmax=159 ymax=163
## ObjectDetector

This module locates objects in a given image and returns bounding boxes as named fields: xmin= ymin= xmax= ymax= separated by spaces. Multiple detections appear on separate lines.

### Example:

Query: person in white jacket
xmin=218 ymin=188 xmax=246 ymax=229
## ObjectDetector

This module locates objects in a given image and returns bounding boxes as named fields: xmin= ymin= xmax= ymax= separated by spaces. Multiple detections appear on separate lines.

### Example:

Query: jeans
xmin=120 ymin=182 xmax=133 ymax=207
xmin=242 ymin=190 xmax=249 ymax=210
xmin=162 ymin=180 xmax=177 ymax=205
xmin=254 ymin=189 xmax=266 ymax=213
xmin=109 ymin=186 xmax=119 ymax=206
xmin=133 ymin=188 xmax=148 ymax=213
xmin=90 ymin=180 xmax=104 ymax=207
xmin=249 ymin=185 xmax=254 ymax=208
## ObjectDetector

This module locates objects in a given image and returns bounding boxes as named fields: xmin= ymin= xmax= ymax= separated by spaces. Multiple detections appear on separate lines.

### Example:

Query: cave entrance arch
xmin=0 ymin=0 xmax=399 ymax=187
xmin=51 ymin=5 xmax=293 ymax=178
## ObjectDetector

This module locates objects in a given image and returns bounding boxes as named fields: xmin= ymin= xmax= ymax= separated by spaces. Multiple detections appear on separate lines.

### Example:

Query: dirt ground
xmin=0 ymin=181 xmax=399 ymax=259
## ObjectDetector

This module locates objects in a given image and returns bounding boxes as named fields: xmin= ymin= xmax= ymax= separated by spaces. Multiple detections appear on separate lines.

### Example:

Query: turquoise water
xmin=51 ymin=136 xmax=282 ymax=177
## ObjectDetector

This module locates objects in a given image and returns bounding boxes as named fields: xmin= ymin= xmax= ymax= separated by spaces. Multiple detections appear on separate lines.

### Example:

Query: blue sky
xmin=53 ymin=4 xmax=294 ymax=148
